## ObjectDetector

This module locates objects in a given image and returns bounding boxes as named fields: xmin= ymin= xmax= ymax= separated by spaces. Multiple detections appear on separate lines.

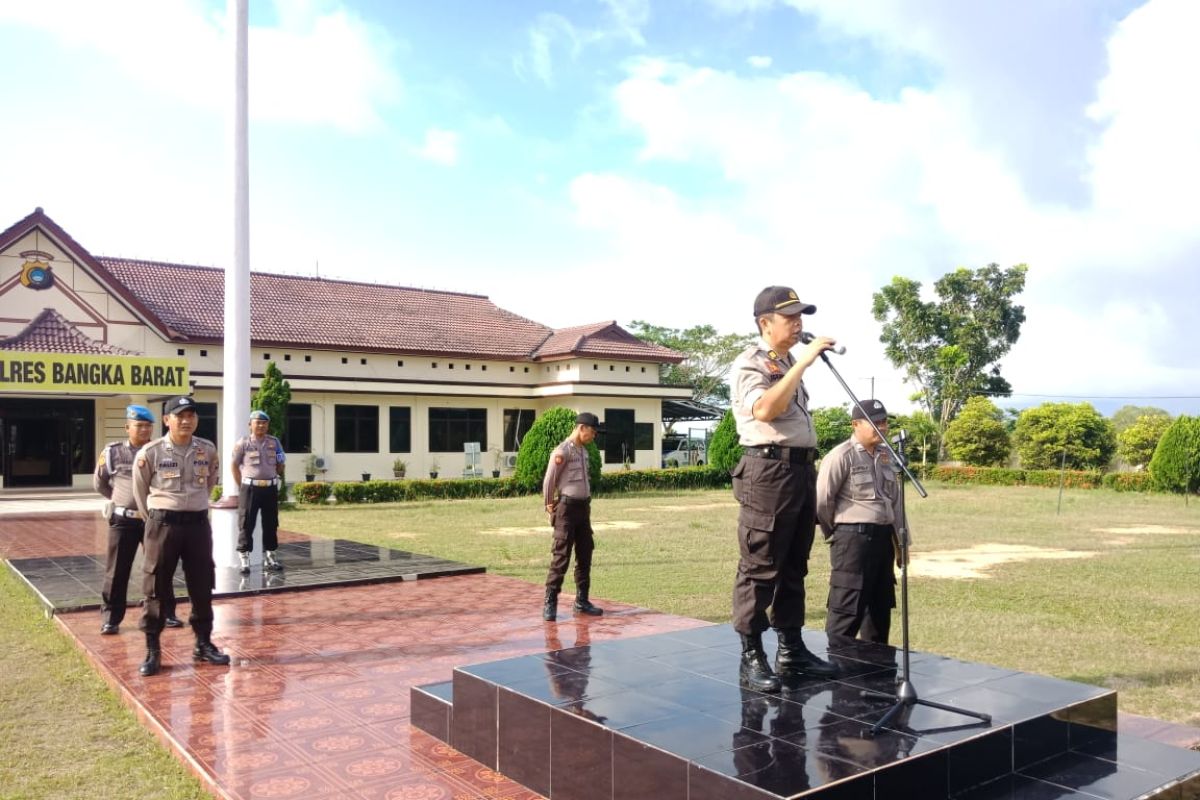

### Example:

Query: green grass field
xmin=1 ymin=483 xmax=1197 ymax=798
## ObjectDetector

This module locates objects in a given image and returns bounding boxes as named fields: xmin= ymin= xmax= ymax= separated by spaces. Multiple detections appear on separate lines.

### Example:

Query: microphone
xmin=799 ymin=331 xmax=846 ymax=355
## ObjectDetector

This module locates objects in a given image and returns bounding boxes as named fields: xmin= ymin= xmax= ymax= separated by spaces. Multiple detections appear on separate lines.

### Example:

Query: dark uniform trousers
xmin=826 ymin=523 xmax=897 ymax=644
xmin=731 ymin=454 xmax=817 ymax=635
xmin=544 ymin=497 xmax=594 ymax=594
xmin=140 ymin=511 xmax=215 ymax=637
xmin=102 ymin=517 xmax=175 ymax=626
xmin=237 ymin=483 xmax=279 ymax=552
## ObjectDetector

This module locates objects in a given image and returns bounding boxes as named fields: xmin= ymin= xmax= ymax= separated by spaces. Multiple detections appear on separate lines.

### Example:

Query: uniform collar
xmin=758 ymin=336 xmax=790 ymax=362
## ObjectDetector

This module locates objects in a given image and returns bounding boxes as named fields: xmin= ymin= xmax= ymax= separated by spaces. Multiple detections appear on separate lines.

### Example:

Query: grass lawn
xmin=0 ymin=482 xmax=1196 ymax=799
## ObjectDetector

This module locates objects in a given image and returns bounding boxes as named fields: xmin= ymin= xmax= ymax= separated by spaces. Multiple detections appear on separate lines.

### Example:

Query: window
xmin=602 ymin=409 xmax=635 ymax=464
xmin=428 ymin=408 xmax=487 ymax=453
xmin=305 ymin=355 xmax=312 ymax=362
xmin=397 ymin=360 xmax=404 ymax=367
xmin=200 ymin=349 xmax=208 ymax=357
xmin=503 ymin=409 xmax=536 ymax=451
xmin=341 ymin=357 xmax=348 ymax=364
xmin=177 ymin=348 xmax=185 ymax=356
xmin=360 ymin=358 xmax=367 ymax=365
xmin=282 ymin=404 xmax=312 ymax=453
xmin=195 ymin=403 xmax=219 ymax=450
xmin=284 ymin=353 xmax=290 ymax=361
xmin=389 ymin=407 xmax=412 ymax=453
xmin=335 ymin=405 xmax=379 ymax=453
xmin=634 ymin=423 xmax=653 ymax=450
xmin=263 ymin=353 xmax=270 ymax=360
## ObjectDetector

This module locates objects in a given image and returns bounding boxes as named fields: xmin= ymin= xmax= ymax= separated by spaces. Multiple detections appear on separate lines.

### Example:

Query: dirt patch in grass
xmin=908 ymin=543 xmax=1097 ymax=580
xmin=626 ymin=502 xmax=738 ymax=512
xmin=479 ymin=520 xmax=646 ymax=536
xmin=1093 ymin=525 xmax=1196 ymax=535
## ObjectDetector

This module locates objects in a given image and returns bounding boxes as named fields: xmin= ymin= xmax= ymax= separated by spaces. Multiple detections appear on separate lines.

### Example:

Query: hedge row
xmin=929 ymin=465 xmax=1157 ymax=492
xmin=596 ymin=466 xmax=730 ymax=493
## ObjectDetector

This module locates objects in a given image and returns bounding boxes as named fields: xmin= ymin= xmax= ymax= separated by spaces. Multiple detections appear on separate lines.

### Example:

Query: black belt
xmin=148 ymin=509 xmax=209 ymax=523
xmin=744 ymin=445 xmax=816 ymax=464
xmin=836 ymin=523 xmax=894 ymax=535
xmin=561 ymin=496 xmax=591 ymax=505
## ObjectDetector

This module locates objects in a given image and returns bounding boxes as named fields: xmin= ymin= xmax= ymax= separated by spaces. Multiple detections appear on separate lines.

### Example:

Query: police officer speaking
xmin=541 ymin=412 xmax=605 ymax=622
xmin=132 ymin=395 xmax=230 ymax=677
xmin=817 ymin=399 xmax=907 ymax=644
xmin=92 ymin=404 xmax=182 ymax=634
xmin=729 ymin=286 xmax=839 ymax=693
xmin=230 ymin=409 xmax=286 ymax=574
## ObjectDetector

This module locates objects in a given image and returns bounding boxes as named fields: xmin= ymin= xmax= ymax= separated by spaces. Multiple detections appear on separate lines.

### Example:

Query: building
xmin=0 ymin=208 xmax=701 ymax=489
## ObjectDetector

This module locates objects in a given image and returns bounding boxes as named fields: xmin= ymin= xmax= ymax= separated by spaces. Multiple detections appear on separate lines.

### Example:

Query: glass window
xmin=335 ymin=405 xmax=379 ymax=453
xmin=428 ymin=408 xmax=487 ymax=453
xmin=634 ymin=422 xmax=653 ymax=450
xmin=282 ymin=404 xmax=312 ymax=453
xmin=389 ymin=407 xmax=411 ymax=453
xmin=502 ymin=408 xmax=536 ymax=451
xmin=603 ymin=408 xmax=635 ymax=464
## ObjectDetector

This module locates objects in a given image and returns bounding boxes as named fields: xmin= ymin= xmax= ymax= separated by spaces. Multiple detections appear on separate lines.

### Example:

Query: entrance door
xmin=0 ymin=399 xmax=94 ymax=488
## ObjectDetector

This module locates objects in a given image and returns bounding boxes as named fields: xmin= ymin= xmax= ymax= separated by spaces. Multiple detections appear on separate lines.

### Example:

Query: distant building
xmin=0 ymin=208 xmax=701 ymax=488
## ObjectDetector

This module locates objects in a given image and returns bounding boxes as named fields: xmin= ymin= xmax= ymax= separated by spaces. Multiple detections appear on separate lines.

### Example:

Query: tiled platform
xmin=412 ymin=626 xmax=1200 ymax=800
xmin=1 ymin=512 xmax=482 ymax=613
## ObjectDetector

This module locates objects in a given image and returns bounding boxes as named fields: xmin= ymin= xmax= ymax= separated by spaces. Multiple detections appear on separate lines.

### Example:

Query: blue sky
xmin=2 ymin=0 xmax=1197 ymax=415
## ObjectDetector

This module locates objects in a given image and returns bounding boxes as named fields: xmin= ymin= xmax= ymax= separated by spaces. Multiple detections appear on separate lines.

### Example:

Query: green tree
xmin=251 ymin=362 xmax=292 ymax=441
xmin=1148 ymin=416 xmax=1200 ymax=496
xmin=812 ymin=406 xmax=853 ymax=456
xmin=1013 ymin=402 xmax=1116 ymax=471
xmin=513 ymin=407 xmax=601 ymax=491
xmin=872 ymin=264 xmax=1027 ymax=457
xmin=890 ymin=410 xmax=940 ymax=465
xmin=1117 ymin=413 xmax=1173 ymax=468
xmin=707 ymin=409 xmax=743 ymax=474
xmin=1111 ymin=404 xmax=1170 ymax=435
xmin=942 ymin=396 xmax=1011 ymax=466
xmin=628 ymin=321 xmax=755 ymax=408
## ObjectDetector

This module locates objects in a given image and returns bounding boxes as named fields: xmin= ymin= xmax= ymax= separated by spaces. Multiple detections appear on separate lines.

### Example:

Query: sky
xmin=2 ymin=0 xmax=1198 ymax=417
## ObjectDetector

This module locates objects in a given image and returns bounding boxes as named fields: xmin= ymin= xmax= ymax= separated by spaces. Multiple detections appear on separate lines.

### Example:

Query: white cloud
xmin=513 ymin=1 xmax=649 ymax=87
xmin=746 ymin=55 xmax=772 ymax=69
xmin=414 ymin=128 xmax=461 ymax=166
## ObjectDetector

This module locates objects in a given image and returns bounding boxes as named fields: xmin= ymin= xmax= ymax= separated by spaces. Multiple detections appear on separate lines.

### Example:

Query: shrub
xmin=1024 ymin=469 xmax=1103 ymax=489
xmin=1102 ymin=472 xmax=1156 ymax=492
xmin=932 ymin=466 xmax=1023 ymax=486
xmin=943 ymin=396 xmax=1011 ymax=466
xmin=1149 ymin=415 xmax=1200 ymax=495
xmin=596 ymin=467 xmax=730 ymax=493
xmin=293 ymin=481 xmax=333 ymax=504
xmin=708 ymin=410 xmax=743 ymax=474
xmin=513 ymin=407 xmax=601 ymax=491
xmin=1117 ymin=413 xmax=1172 ymax=468
xmin=813 ymin=406 xmax=853 ymax=457
xmin=1013 ymin=402 xmax=1116 ymax=470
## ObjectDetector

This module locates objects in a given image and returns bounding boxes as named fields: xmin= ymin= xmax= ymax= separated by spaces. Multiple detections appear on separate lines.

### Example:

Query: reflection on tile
xmin=1019 ymin=750 xmax=1176 ymax=799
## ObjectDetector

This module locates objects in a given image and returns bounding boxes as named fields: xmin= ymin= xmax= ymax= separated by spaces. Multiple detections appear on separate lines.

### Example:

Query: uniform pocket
xmin=738 ymin=509 xmax=775 ymax=568
xmin=849 ymin=466 xmax=876 ymax=500
xmin=827 ymin=568 xmax=864 ymax=616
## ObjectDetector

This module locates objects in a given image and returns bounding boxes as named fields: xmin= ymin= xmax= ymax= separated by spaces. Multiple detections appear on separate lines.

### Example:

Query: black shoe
xmin=542 ymin=589 xmax=558 ymax=622
xmin=139 ymin=649 xmax=161 ymax=677
xmin=573 ymin=598 xmax=603 ymax=616
xmin=163 ymin=616 xmax=184 ymax=628
xmin=100 ymin=622 xmax=119 ymax=635
xmin=775 ymin=629 xmax=838 ymax=679
xmin=238 ymin=552 xmax=251 ymax=575
xmin=193 ymin=641 xmax=231 ymax=666
xmin=739 ymin=633 xmax=781 ymax=693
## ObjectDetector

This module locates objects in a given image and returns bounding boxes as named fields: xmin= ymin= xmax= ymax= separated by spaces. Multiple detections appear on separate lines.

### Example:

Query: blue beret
xmin=126 ymin=404 xmax=154 ymax=422
xmin=249 ymin=410 xmax=270 ymax=421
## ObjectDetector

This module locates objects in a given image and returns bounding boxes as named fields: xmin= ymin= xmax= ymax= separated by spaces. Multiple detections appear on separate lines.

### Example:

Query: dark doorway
xmin=1 ymin=399 xmax=94 ymax=488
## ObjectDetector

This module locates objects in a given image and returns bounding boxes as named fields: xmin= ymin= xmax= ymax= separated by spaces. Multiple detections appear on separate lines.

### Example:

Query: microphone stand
xmin=811 ymin=348 xmax=991 ymax=737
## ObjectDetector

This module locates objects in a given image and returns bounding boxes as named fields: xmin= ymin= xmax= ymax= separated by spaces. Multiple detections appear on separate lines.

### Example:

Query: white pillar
xmin=214 ymin=0 xmax=253 ymax=564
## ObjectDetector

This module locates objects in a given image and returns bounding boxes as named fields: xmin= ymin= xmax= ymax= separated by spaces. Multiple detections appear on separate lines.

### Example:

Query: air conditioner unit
xmin=312 ymin=456 xmax=328 ymax=470
xmin=504 ymin=454 xmax=518 ymax=468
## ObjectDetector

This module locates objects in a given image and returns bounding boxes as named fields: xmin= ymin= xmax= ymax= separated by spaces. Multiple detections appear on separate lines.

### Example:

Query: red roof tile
xmin=534 ymin=321 xmax=683 ymax=363
xmin=0 ymin=308 xmax=137 ymax=355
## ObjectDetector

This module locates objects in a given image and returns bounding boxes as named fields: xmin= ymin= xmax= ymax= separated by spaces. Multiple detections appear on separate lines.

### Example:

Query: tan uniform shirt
xmin=231 ymin=434 xmax=285 ymax=481
xmin=730 ymin=337 xmax=817 ymax=448
xmin=815 ymin=437 xmax=907 ymax=540
xmin=543 ymin=439 xmax=590 ymax=507
xmin=133 ymin=435 xmax=220 ymax=515
xmin=93 ymin=440 xmax=138 ymax=507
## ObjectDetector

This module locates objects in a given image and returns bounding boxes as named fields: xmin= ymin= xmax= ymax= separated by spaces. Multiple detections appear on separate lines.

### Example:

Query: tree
xmin=890 ymin=410 xmax=940 ymax=465
xmin=942 ymin=396 xmax=1010 ymax=466
xmin=707 ymin=409 xmax=743 ymax=474
xmin=1111 ymin=404 xmax=1170 ymax=435
xmin=628 ymin=321 xmax=755 ymax=407
xmin=251 ymin=362 xmax=292 ymax=441
xmin=1117 ymin=413 xmax=1173 ymax=469
xmin=1148 ymin=416 xmax=1200 ymax=496
xmin=513 ymin=407 xmax=601 ymax=491
xmin=872 ymin=264 xmax=1027 ymax=458
xmin=1012 ymin=402 xmax=1116 ymax=471
xmin=812 ymin=406 xmax=853 ymax=456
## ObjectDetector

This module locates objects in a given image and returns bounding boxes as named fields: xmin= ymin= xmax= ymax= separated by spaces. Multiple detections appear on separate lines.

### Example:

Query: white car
xmin=663 ymin=439 xmax=706 ymax=467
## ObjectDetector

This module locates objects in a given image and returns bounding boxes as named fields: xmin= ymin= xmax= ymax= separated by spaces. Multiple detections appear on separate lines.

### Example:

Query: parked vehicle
xmin=662 ymin=438 xmax=706 ymax=467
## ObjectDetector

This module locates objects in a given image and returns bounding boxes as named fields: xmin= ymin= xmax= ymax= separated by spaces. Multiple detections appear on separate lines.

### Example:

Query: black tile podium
xmin=412 ymin=624 xmax=1200 ymax=800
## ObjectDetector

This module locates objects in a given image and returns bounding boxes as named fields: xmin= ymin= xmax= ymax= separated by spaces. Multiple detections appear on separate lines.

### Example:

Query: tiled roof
xmin=0 ymin=308 xmax=137 ymax=355
xmin=97 ymin=258 xmax=682 ymax=363
xmin=534 ymin=321 xmax=683 ymax=363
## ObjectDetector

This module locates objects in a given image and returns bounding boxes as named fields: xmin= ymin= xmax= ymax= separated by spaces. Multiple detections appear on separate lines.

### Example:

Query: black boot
xmin=193 ymin=637 xmax=231 ymax=666
xmin=775 ymin=628 xmax=837 ymax=679
xmin=739 ymin=633 xmax=781 ymax=693
xmin=542 ymin=588 xmax=559 ymax=622
xmin=573 ymin=586 xmax=603 ymax=616
xmin=139 ymin=634 xmax=161 ymax=677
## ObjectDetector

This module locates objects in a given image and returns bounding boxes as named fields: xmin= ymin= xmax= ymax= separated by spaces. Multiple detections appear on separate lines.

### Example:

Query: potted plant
xmin=392 ymin=457 xmax=407 ymax=479
xmin=428 ymin=458 xmax=439 ymax=479
xmin=489 ymin=445 xmax=502 ymax=479
xmin=304 ymin=454 xmax=318 ymax=482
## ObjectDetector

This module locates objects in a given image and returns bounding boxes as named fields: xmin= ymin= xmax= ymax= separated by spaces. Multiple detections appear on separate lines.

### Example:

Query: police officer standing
xmin=92 ymin=405 xmax=182 ymax=634
xmin=230 ymin=409 xmax=286 ymax=574
xmin=132 ymin=396 xmax=230 ymax=677
xmin=730 ymin=286 xmax=838 ymax=693
xmin=816 ymin=399 xmax=907 ymax=644
xmin=541 ymin=412 xmax=604 ymax=622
